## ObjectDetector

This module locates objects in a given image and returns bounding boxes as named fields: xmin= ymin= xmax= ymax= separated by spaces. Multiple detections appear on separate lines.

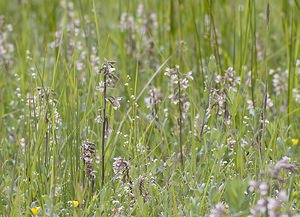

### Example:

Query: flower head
xmin=72 ymin=200 xmax=79 ymax=207
xmin=271 ymin=156 xmax=298 ymax=181
xmin=209 ymin=202 xmax=229 ymax=217
xmin=292 ymin=138 xmax=299 ymax=146
xmin=81 ymin=141 xmax=96 ymax=179
xmin=31 ymin=207 xmax=40 ymax=215
xmin=113 ymin=157 xmax=131 ymax=183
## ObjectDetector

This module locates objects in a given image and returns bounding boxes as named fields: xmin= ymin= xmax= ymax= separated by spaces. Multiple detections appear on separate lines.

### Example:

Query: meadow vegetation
xmin=0 ymin=0 xmax=300 ymax=216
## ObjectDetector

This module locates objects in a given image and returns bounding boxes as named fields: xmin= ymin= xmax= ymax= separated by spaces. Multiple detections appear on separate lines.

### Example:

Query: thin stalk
xmin=208 ymin=0 xmax=223 ymax=75
xmin=259 ymin=2 xmax=270 ymax=161
xmin=287 ymin=9 xmax=295 ymax=128
xmin=191 ymin=1 xmax=204 ymax=97
xmin=45 ymin=103 xmax=49 ymax=168
xmin=259 ymin=85 xmax=267 ymax=161
xmin=177 ymin=70 xmax=183 ymax=166
xmin=250 ymin=0 xmax=257 ymax=109
xmin=101 ymin=70 xmax=107 ymax=187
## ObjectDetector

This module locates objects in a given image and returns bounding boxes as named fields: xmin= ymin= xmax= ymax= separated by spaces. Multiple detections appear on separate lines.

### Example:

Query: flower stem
xmin=177 ymin=69 xmax=183 ymax=166
xmin=101 ymin=66 xmax=107 ymax=187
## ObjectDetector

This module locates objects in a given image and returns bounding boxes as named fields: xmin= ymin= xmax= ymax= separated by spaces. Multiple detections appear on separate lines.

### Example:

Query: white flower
xmin=96 ymin=82 xmax=105 ymax=92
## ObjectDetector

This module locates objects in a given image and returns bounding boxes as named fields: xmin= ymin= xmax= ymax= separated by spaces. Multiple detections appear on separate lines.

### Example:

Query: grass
xmin=0 ymin=0 xmax=300 ymax=216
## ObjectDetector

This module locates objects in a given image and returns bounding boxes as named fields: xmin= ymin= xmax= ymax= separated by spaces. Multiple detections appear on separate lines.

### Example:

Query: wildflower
xmin=112 ymin=157 xmax=135 ymax=208
xmin=96 ymin=81 xmax=105 ymax=92
xmin=106 ymin=96 xmax=121 ymax=110
xmin=81 ymin=141 xmax=96 ymax=179
xmin=224 ymin=67 xmax=240 ymax=92
xmin=164 ymin=66 xmax=193 ymax=117
xmin=164 ymin=65 xmax=193 ymax=165
xmin=271 ymin=156 xmax=298 ymax=181
xmin=292 ymin=138 xmax=299 ymax=146
xmin=292 ymin=88 xmax=300 ymax=103
xmin=0 ymin=16 xmax=15 ymax=67
xmin=113 ymin=157 xmax=131 ymax=184
xmin=145 ymin=86 xmax=162 ymax=120
xmin=265 ymin=93 xmax=273 ymax=109
xmin=277 ymin=190 xmax=288 ymax=203
xmin=72 ymin=200 xmax=79 ymax=208
xmin=272 ymin=69 xmax=288 ymax=96
xmin=209 ymin=88 xmax=226 ymax=116
xmin=267 ymin=198 xmax=281 ymax=211
xmin=31 ymin=207 xmax=40 ymax=215
xmin=259 ymin=182 xmax=269 ymax=196
xmin=209 ymin=202 xmax=228 ymax=217
xmin=248 ymin=180 xmax=258 ymax=192
xmin=296 ymin=59 xmax=300 ymax=75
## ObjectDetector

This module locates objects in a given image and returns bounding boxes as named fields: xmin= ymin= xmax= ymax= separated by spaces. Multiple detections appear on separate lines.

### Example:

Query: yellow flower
xmin=292 ymin=139 xmax=299 ymax=146
xmin=31 ymin=207 xmax=40 ymax=215
xmin=72 ymin=200 xmax=79 ymax=208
